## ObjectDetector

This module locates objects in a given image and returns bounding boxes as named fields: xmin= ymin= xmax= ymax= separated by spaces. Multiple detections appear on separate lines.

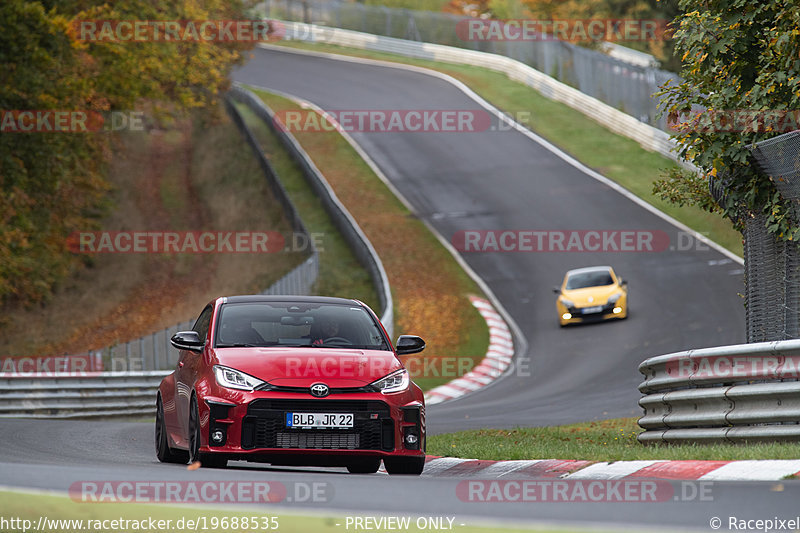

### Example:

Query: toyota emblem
xmin=310 ymin=383 xmax=330 ymax=397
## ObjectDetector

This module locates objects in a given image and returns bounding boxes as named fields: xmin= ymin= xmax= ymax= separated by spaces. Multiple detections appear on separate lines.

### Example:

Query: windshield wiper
xmin=215 ymin=343 xmax=260 ymax=348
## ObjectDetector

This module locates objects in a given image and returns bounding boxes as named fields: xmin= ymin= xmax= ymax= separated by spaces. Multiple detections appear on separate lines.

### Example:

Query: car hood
xmin=561 ymin=285 xmax=622 ymax=307
xmin=212 ymin=347 xmax=403 ymax=387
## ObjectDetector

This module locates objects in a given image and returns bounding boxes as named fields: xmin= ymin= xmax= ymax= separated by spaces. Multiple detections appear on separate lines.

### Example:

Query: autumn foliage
xmin=656 ymin=0 xmax=800 ymax=239
xmin=0 ymin=0 xmax=258 ymax=304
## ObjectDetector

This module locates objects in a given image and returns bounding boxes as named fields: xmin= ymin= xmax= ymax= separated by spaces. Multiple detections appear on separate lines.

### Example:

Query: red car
xmin=156 ymin=295 xmax=427 ymax=475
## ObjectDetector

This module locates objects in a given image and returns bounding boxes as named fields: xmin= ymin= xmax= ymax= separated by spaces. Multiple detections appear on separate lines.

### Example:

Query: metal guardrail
xmin=268 ymin=20 xmax=684 ymax=170
xmin=0 ymin=86 xmax=397 ymax=420
xmin=638 ymin=340 xmax=800 ymax=443
xmin=0 ymin=92 xmax=322 ymax=418
xmin=68 ymin=98 xmax=324 ymax=375
xmin=262 ymin=0 xmax=679 ymax=132
xmin=0 ymin=372 xmax=169 ymax=419
xmin=228 ymin=84 xmax=394 ymax=338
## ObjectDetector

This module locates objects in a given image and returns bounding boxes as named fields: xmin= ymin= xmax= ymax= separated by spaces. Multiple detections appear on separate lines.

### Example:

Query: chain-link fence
xmin=261 ymin=0 xmax=680 ymax=131
xmin=746 ymin=131 xmax=800 ymax=341
xmin=742 ymin=212 xmax=787 ymax=342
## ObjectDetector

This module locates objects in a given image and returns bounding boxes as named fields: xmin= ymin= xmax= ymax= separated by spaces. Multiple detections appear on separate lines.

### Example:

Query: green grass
xmin=429 ymin=418 xmax=800 ymax=461
xmin=362 ymin=0 xmax=449 ymax=10
xmin=0 ymin=490 xmax=611 ymax=533
xmin=232 ymin=102 xmax=379 ymax=310
xmin=274 ymin=40 xmax=743 ymax=256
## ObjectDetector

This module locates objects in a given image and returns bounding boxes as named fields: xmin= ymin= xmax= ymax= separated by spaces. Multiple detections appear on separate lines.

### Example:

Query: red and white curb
xmin=419 ymin=457 xmax=800 ymax=481
xmin=424 ymin=297 xmax=514 ymax=406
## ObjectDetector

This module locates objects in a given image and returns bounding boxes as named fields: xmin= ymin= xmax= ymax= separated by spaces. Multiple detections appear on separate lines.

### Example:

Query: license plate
xmin=286 ymin=412 xmax=354 ymax=428
xmin=582 ymin=306 xmax=603 ymax=314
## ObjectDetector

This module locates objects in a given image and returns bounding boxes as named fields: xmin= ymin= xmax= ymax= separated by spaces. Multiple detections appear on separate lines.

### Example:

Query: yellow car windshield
xmin=566 ymin=271 xmax=614 ymax=290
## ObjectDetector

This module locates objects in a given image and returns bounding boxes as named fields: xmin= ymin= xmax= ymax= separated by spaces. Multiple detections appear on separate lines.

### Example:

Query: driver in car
xmin=311 ymin=317 xmax=343 ymax=346
xmin=222 ymin=315 xmax=266 ymax=346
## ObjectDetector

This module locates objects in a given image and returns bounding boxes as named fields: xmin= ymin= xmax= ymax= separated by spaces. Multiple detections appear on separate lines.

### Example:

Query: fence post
xmin=139 ymin=337 xmax=144 ymax=371
xmin=152 ymin=332 xmax=159 ymax=370
xmin=165 ymin=328 xmax=171 ymax=371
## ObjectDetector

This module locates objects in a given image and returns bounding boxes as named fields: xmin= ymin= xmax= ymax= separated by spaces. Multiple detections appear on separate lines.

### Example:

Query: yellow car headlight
xmin=607 ymin=292 xmax=623 ymax=304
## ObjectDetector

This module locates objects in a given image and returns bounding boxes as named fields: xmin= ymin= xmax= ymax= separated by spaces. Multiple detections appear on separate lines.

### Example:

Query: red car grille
xmin=276 ymin=432 xmax=360 ymax=449
xmin=241 ymin=399 xmax=394 ymax=451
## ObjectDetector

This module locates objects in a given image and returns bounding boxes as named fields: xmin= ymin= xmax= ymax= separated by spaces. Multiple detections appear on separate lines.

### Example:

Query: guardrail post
xmin=139 ymin=337 xmax=144 ymax=372
xmin=152 ymin=332 xmax=159 ymax=371
xmin=164 ymin=328 xmax=171 ymax=371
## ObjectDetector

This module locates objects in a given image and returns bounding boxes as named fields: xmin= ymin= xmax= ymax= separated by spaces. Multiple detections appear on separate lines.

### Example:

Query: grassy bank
xmin=233 ymin=102 xmax=379 ymax=309
xmin=0 ymin=107 xmax=305 ymax=355
xmin=429 ymin=418 xmax=800 ymax=462
xmin=241 ymin=88 xmax=490 ymax=390
xmin=274 ymin=41 xmax=742 ymax=256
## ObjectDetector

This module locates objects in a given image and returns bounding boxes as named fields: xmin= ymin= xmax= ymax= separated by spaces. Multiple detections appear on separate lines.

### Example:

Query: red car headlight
xmin=213 ymin=365 xmax=267 ymax=391
xmin=370 ymin=369 xmax=410 ymax=394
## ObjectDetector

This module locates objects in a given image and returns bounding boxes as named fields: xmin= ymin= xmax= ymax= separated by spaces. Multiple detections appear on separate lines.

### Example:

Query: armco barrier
xmin=228 ymin=84 xmax=394 ymax=338
xmin=0 ymin=372 xmax=169 ymax=419
xmin=0 ymin=87 xmax=396 ymax=419
xmin=68 ymin=97 xmax=323 ymax=374
xmin=263 ymin=0 xmax=678 ymax=131
xmin=638 ymin=339 xmax=800 ymax=443
xmin=270 ymin=21 xmax=684 ymax=168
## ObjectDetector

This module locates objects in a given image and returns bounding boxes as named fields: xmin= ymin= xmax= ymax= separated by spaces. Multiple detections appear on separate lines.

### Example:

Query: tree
xmin=0 ymin=0 xmax=261 ymax=304
xmin=655 ymin=0 xmax=800 ymax=238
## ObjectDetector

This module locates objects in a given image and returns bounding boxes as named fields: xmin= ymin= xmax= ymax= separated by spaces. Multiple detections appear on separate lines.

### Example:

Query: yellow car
xmin=554 ymin=266 xmax=628 ymax=327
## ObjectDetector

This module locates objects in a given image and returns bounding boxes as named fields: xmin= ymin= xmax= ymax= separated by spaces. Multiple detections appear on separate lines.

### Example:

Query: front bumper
xmin=558 ymin=301 xmax=625 ymax=325
xmin=198 ymin=391 xmax=425 ymax=463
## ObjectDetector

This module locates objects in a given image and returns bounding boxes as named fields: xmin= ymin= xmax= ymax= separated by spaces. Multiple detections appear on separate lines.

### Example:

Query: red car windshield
xmin=214 ymin=302 xmax=390 ymax=350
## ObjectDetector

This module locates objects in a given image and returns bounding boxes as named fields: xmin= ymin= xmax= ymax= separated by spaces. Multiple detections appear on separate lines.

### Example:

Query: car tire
xmin=188 ymin=395 xmax=228 ymax=469
xmin=383 ymin=456 xmax=425 ymax=476
xmin=155 ymin=396 xmax=190 ymax=464
xmin=346 ymin=457 xmax=381 ymax=474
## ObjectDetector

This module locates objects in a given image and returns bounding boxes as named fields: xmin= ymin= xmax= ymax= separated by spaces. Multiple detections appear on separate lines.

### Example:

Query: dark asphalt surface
xmin=1 ymin=46 xmax=766 ymax=531
xmin=2 ymin=419 xmax=799 ymax=531
xmin=231 ymin=46 xmax=746 ymax=432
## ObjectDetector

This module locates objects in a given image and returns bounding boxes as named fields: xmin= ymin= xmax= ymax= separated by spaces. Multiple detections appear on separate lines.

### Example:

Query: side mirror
xmin=552 ymin=286 xmax=561 ymax=294
xmin=619 ymin=278 xmax=628 ymax=286
xmin=171 ymin=331 xmax=204 ymax=352
xmin=395 ymin=335 xmax=425 ymax=356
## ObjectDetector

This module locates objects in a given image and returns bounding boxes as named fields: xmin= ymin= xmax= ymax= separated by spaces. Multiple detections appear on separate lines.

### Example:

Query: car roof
xmin=565 ymin=266 xmax=614 ymax=277
xmin=220 ymin=295 xmax=362 ymax=306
